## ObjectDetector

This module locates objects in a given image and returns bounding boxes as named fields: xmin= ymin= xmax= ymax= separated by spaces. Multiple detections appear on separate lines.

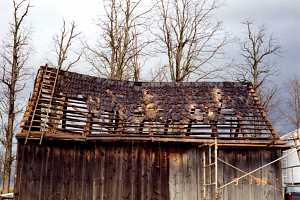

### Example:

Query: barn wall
xmin=14 ymin=141 xmax=282 ymax=200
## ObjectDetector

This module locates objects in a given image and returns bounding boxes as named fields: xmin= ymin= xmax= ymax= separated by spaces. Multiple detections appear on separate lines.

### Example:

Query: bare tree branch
xmin=234 ymin=20 xmax=281 ymax=113
xmin=155 ymin=0 xmax=225 ymax=82
xmin=0 ymin=0 xmax=31 ymax=193
xmin=151 ymin=64 xmax=169 ymax=82
xmin=280 ymin=78 xmax=300 ymax=130
xmin=85 ymin=0 xmax=152 ymax=81
xmin=52 ymin=20 xmax=82 ymax=71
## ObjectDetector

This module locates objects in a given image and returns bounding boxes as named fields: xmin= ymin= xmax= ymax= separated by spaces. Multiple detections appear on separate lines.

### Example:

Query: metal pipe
xmin=209 ymin=145 xmax=212 ymax=185
xmin=218 ymin=147 xmax=298 ymax=190
xmin=282 ymin=164 xmax=300 ymax=169
xmin=218 ymin=157 xmax=283 ymax=192
xmin=203 ymin=151 xmax=206 ymax=199
xmin=292 ymin=167 xmax=294 ymax=185
xmin=214 ymin=137 xmax=218 ymax=198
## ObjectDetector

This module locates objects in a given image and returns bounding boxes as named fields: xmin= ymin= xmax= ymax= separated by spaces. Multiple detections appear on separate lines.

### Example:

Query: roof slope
xmin=18 ymin=66 xmax=284 ymax=145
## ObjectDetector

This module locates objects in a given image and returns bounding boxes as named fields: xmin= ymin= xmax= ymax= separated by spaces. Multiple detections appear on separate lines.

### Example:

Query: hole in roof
xmin=134 ymin=82 xmax=142 ymax=86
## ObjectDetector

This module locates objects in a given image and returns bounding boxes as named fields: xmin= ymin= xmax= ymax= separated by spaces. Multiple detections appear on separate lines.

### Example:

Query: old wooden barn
xmin=14 ymin=66 xmax=288 ymax=200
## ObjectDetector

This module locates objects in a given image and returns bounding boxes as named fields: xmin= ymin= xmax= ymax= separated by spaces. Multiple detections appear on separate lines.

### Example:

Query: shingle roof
xmin=18 ymin=65 xmax=283 ymax=145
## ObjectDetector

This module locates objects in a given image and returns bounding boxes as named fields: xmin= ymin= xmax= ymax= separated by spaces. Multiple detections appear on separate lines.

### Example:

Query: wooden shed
xmin=15 ymin=66 xmax=288 ymax=200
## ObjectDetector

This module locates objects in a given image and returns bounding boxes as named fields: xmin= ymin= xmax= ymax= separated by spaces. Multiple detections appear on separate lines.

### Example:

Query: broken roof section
xmin=18 ymin=65 xmax=285 ymax=146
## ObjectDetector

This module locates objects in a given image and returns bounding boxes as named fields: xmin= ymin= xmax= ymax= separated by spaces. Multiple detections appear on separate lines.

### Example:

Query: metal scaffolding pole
xmin=203 ymin=150 xmax=206 ymax=198
xmin=214 ymin=137 xmax=218 ymax=199
xmin=218 ymin=147 xmax=299 ymax=190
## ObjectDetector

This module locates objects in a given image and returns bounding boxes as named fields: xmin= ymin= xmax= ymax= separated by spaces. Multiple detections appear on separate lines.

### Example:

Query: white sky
xmin=0 ymin=0 xmax=299 ymax=78
xmin=0 ymin=0 xmax=299 ymax=132
xmin=0 ymin=0 xmax=101 ymax=69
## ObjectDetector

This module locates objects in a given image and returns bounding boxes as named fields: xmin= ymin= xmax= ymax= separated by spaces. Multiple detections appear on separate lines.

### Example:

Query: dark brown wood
xmin=14 ymin=141 xmax=283 ymax=200
xmin=14 ymin=66 xmax=286 ymax=200
xmin=17 ymin=66 xmax=282 ymax=142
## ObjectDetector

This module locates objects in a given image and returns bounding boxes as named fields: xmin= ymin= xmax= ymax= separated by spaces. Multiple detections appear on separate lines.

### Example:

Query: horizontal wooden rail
xmin=18 ymin=66 xmax=281 ymax=143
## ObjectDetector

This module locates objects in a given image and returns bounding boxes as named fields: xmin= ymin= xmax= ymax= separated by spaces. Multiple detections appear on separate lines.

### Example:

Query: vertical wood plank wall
xmin=14 ymin=141 xmax=282 ymax=200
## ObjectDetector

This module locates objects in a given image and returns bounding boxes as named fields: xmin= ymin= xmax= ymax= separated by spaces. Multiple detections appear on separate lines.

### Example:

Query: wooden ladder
xmin=25 ymin=65 xmax=60 ymax=144
xmin=202 ymin=138 xmax=219 ymax=200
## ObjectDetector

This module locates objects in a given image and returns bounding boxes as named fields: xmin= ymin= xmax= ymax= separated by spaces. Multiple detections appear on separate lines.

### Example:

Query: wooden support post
xmin=235 ymin=112 xmax=242 ymax=138
xmin=186 ymin=120 xmax=193 ymax=136
xmin=163 ymin=120 xmax=170 ymax=135
xmin=139 ymin=120 xmax=144 ymax=134
xmin=211 ymin=123 xmax=218 ymax=138
xmin=62 ymin=97 xmax=67 ymax=129
xmin=84 ymin=113 xmax=92 ymax=136
xmin=114 ymin=110 xmax=120 ymax=132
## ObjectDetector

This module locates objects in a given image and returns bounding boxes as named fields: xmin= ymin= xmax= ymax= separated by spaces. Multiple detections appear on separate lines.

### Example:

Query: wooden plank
xmin=14 ymin=143 xmax=23 ymax=200
xmin=274 ymin=150 xmax=283 ymax=200
xmin=52 ymin=145 xmax=63 ymax=199
xmin=169 ymin=144 xmax=184 ymax=200
xmin=15 ymin=140 xmax=284 ymax=200
xmin=161 ymin=146 xmax=170 ymax=200
xmin=237 ymin=150 xmax=248 ymax=200
xmin=36 ymin=143 xmax=46 ymax=200
xmin=103 ymin=144 xmax=113 ymax=200
xmin=217 ymin=150 xmax=224 ymax=200
xmin=120 ymin=143 xmax=128 ymax=200
xmin=40 ymin=145 xmax=51 ymax=200
xmin=222 ymin=150 xmax=235 ymax=200
xmin=82 ymin=144 xmax=94 ymax=200
xmin=132 ymin=143 xmax=139 ymax=200
xmin=92 ymin=143 xmax=100 ymax=200
xmin=185 ymin=148 xmax=198 ymax=200
xmin=73 ymin=143 xmax=83 ymax=199
xmin=93 ymin=143 xmax=105 ymax=200
xmin=140 ymin=144 xmax=149 ymax=200
xmin=61 ymin=143 xmax=72 ymax=200
xmin=197 ymin=148 xmax=203 ymax=199
xmin=151 ymin=143 xmax=161 ymax=200
xmin=17 ymin=132 xmax=288 ymax=149
xmin=145 ymin=144 xmax=154 ymax=200
xmin=20 ymin=144 xmax=29 ymax=200
xmin=14 ymin=143 xmax=25 ymax=200
xmin=69 ymin=143 xmax=76 ymax=200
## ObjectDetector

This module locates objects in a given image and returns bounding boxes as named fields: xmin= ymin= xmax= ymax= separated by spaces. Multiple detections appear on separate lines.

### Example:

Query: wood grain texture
xmin=19 ymin=66 xmax=278 ymax=141
xmin=15 ymin=141 xmax=282 ymax=200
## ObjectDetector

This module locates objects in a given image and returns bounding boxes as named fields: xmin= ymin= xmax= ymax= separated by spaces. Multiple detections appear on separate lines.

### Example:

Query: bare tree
xmin=235 ymin=21 xmax=281 ymax=113
xmin=283 ymin=78 xmax=300 ymax=131
xmin=155 ymin=0 xmax=225 ymax=82
xmin=0 ymin=0 xmax=31 ymax=193
xmin=0 ymin=102 xmax=4 ymax=184
xmin=131 ymin=24 xmax=141 ymax=81
xmin=150 ymin=65 xmax=169 ymax=81
xmin=85 ymin=0 xmax=151 ymax=81
xmin=52 ymin=20 xmax=82 ymax=71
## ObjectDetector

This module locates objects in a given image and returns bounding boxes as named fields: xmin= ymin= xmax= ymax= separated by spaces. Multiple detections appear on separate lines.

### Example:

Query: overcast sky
xmin=0 ymin=0 xmax=299 ymax=132
xmin=218 ymin=0 xmax=300 ymax=79
xmin=0 ymin=0 xmax=299 ymax=77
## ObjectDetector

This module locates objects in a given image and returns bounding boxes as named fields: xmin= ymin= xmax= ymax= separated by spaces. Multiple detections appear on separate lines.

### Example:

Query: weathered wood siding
xmin=14 ymin=141 xmax=282 ymax=200
xmin=217 ymin=149 xmax=282 ymax=200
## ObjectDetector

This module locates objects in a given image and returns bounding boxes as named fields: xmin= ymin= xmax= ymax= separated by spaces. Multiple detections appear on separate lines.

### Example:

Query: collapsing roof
xmin=18 ymin=65 xmax=285 ymax=146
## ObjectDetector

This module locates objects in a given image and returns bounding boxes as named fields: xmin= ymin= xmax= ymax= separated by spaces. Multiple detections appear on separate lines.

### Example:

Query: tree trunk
xmin=2 ymin=120 xmax=13 ymax=193
xmin=2 ymin=48 xmax=17 ymax=194
xmin=0 ymin=0 xmax=31 ymax=193
xmin=2 ymin=93 xmax=15 ymax=193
